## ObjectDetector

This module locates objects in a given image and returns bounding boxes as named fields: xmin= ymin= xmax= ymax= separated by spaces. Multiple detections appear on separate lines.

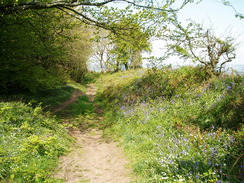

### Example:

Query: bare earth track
xmin=51 ymin=90 xmax=83 ymax=113
xmin=54 ymin=84 xmax=131 ymax=183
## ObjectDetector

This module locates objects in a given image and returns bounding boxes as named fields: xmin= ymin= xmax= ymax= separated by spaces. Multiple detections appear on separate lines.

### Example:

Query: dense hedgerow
xmin=96 ymin=67 xmax=244 ymax=183
xmin=0 ymin=102 xmax=71 ymax=182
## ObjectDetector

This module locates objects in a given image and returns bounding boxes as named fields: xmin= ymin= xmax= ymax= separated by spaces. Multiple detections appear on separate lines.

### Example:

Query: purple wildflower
xmin=229 ymin=135 xmax=235 ymax=143
xmin=226 ymin=85 xmax=232 ymax=91
xmin=210 ymin=147 xmax=218 ymax=156
xmin=240 ymin=165 xmax=244 ymax=171
xmin=208 ymin=133 xmax=215 ymax=137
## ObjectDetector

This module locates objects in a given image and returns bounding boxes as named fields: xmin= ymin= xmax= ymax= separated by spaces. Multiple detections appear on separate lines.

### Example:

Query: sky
xmin=146 ymin=0 xmax=244 ymax=67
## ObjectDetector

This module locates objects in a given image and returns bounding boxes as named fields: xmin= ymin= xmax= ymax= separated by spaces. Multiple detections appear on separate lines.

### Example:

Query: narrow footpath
xmin=54 ymin=84 xmax=131 ymax=183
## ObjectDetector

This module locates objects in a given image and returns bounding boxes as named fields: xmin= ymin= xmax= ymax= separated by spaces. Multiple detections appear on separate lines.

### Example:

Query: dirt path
xmin=51 ymin=90 xmax=83 ymax=113
xmin=54 ymin=84 xmax=131 ymax=183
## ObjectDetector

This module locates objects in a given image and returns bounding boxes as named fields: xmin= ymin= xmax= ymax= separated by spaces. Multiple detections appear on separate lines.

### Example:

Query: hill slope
xmin=96 ymin=67 xmax=244 ymax=183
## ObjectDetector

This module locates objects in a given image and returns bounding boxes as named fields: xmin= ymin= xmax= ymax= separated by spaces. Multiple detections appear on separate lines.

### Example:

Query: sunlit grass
xmin=0 ymin=102 xmax=72 ymax=182
xmin=96 ymin=66 xmax=244 ymax=183
xmin=0 ymin=82 xmax=87 ymax=182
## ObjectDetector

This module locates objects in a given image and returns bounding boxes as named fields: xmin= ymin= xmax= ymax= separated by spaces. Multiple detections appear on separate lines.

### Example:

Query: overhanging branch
xmin=0 ymin=0 xmax=116 ymax=14
xmin=122 ymin=0 xmax=192 ymax=12
xmin=57 ymin=6 xmax=119 ymax=34
xmin=0 ymin=0 xmax=193 ymax=15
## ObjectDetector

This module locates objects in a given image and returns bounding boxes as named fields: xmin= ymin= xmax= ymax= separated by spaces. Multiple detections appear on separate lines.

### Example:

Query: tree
xmin=0 ymin=0 xmax=197 ymax=34
xmin=130 ymin=50 xmax=143 ymax=69
xmin=90 ymin=29 xmax=113 ymax=72
xmin=109 ymin=34 xmax=150 ymax=71
xmin=108 ymin=18 xmax=151 ymax=71
xmin=221 ymin=0 xmax=244 ymax=19
xmin=62 ymin=22 xmax=93 ymax=82
xmin=90 ymin=19 xmax=151 ymax=72
xmin=166 ymin=21 xmax=237 ymax=76
xmin=0 ymin=0 xmax=198 ymax=90
xmin=4 ymin=0 xmax=232 ymax=92
xmin=0 ymin=8 xmax=92 ymax=93
xmin=0 ymin=9 xmax=64 ymax=92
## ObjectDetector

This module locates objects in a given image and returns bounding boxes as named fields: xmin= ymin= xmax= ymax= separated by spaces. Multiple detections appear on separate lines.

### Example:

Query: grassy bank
xmin=0 ymin=68 xmax=243 ymax=182
xmin=96 ymin=67 xmax=244 ymax=183
xmin=0 ymin=102 xmax=72 ymax=182
xmin=1 ymin=82 xmax=88 ymax=111
xmin=0 ymin=82 xmax=87 ymax=182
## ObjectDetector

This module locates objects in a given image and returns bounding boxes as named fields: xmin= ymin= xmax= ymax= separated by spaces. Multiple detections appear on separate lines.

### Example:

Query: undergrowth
xmin=95 ymin=67 xmax=244 ymax=183
xmin=0 ymin=85 xmax=75 ymax=111
xmin=0 ymin=80 xmax=93 ymax=182
xmin=0 ymin=102 xmax=72 ymax=182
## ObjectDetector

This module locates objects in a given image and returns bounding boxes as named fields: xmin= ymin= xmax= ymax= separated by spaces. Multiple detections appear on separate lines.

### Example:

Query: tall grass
xmin=96 ymin=67 xmax=244 ymax=182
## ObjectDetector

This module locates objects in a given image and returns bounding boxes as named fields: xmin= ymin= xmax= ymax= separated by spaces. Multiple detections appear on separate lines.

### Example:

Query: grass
xmin=0 ymin=102 xmax=72 ymax=182
xmin=56 ymin=95 xmax=95 ymax=118
xmin=0 ymin=81 xmax=87 ymax=182
xmin=0 ymin=81 xmax=87 ymax=112
xmin=95 ymin=67 xmax=244 ymax=183
xmin=1 ymin=69 xmax=243 ymax=182
xmin=0 ymin=85 xmax=75 ymax=111
xmin=53 ymin=83 xmax=102 ymax=130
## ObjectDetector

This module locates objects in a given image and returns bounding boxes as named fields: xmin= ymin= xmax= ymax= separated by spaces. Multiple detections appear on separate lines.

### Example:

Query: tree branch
xmin=57 ymin=6 xmax=126 ymax=35
xmin=0 ymin=0 xmax=116 ymax=14
xmin=122 ymin=0 xmax=193 ymax=12
xmin=0 ymin=0 xmax=195 ymax=15
xmin=218 ymin=52 xmax=235 ymax=73
xmin=176 ymin=23 xmax=206 ymax=65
